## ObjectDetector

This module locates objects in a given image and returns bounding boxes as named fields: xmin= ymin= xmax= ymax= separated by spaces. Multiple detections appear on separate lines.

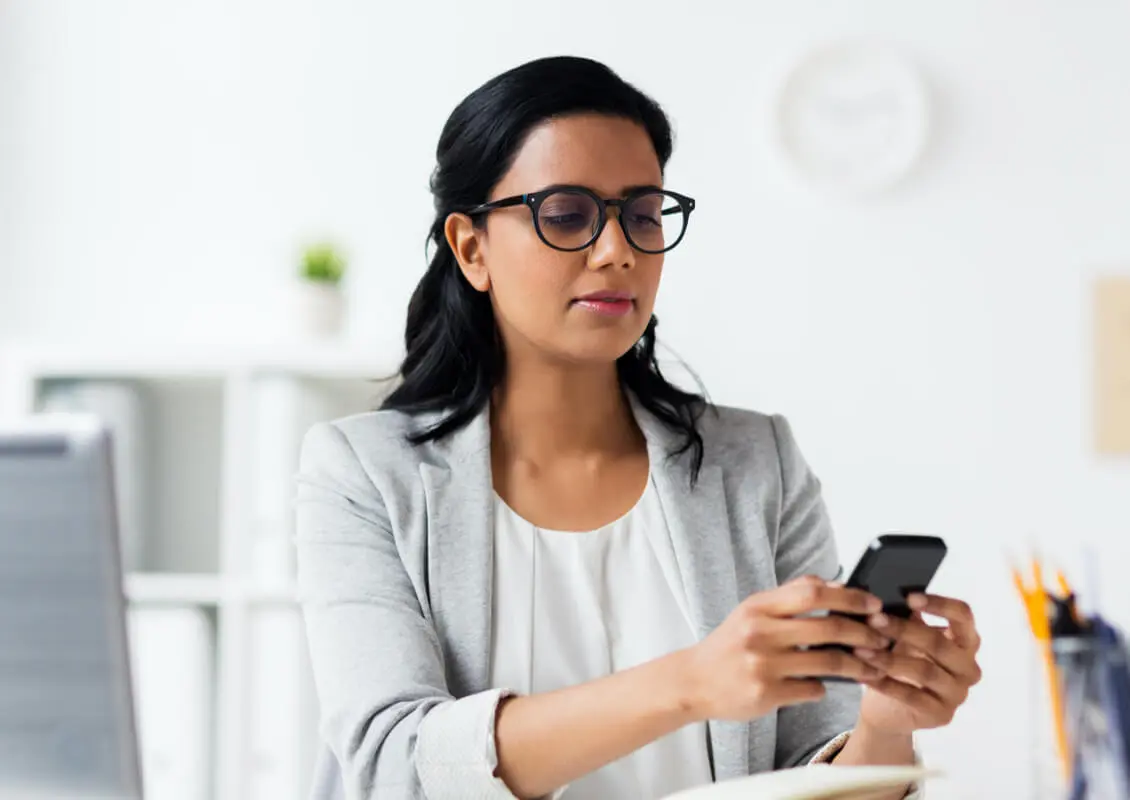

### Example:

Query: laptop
xmin=0 ymin=414 xmax=143 ymax=800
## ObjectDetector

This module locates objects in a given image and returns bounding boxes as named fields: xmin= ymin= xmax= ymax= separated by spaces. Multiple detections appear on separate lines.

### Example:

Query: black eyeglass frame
xmin=465 ymin=185 xmax=696 ymax=254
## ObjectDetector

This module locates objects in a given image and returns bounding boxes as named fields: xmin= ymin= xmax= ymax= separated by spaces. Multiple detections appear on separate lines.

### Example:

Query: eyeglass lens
xmin=535 ymin=189 xmax=687 ymax=253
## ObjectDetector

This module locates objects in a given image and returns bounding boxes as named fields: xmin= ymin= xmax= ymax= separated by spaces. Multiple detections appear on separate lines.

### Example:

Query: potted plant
xmin=293 ymin=241 xmax=348 ymax=338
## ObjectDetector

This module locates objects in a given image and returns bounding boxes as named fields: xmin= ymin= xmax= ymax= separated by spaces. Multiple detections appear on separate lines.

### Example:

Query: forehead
xmin=494 ymin=113 xmax=663 ymax=199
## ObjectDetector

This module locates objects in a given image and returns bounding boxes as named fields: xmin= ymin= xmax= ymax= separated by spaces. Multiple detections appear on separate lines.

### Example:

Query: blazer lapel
xmin=419 ymin=410 xmax=495 ymax=695
xmin=630 ymin=397 xmax=750 ymax=781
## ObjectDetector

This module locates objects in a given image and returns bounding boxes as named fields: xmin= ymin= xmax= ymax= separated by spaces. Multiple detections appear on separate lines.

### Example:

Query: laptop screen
xmin=0 ymin=417 xmax=142 ymax=799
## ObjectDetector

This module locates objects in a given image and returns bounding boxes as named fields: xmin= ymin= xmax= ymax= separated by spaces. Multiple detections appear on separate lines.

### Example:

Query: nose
xmin=586 ymin=211 xmax=635 ymax=271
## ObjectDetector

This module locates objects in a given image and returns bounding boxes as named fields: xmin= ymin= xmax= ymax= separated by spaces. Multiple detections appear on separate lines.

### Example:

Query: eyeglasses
xmin=465 ymin=185 xmax=696 ymax=254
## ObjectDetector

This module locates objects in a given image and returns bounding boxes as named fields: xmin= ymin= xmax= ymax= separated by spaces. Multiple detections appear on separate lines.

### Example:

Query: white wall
xmin=4 ymin=1 xmax=1130 ymax=796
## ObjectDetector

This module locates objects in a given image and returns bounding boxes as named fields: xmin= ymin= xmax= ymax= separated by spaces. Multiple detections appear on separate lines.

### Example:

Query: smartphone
xmin=816 ymin=533 xmax=948 ymax=656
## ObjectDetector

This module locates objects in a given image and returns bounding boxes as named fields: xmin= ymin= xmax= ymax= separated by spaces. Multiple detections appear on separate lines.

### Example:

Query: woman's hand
xmin=681 ymin=576 xmax=894 ymax=722
xmin=855 ymin=593 xmax=982 ymax=735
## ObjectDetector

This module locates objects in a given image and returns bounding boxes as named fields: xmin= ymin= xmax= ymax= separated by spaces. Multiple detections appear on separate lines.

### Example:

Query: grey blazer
xmin=294 ymin=399 xmax=860 ymax=800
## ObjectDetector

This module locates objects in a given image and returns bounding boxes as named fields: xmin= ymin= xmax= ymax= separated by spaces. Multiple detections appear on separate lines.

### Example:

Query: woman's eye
xmin=629 ymin=213 xmax=661 ymax=228
xmin=541 ymin=212 xmax=588 ymax=230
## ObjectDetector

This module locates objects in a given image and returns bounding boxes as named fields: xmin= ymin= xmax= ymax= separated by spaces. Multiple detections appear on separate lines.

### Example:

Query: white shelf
xmin=2 ymin=341 xmax=401 ymax=380
xmin=243 ymin=583 xmax=300 ymax=604
xmin=124 ymin=573 xmax=300 ymax=606
xmin=8 ymin=342 xmax=392 ymax=800
xmin=126 ymin=573 xmax=228 ymax=604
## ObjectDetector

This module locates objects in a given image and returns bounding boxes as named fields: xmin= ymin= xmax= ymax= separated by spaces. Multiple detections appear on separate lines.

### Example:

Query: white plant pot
xmin=290 ymin=281 xmax=346 ymax=338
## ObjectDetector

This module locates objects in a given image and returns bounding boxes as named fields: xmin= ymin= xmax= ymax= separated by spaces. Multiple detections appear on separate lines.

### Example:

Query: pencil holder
xmin=1050 ymin=626 xmax=1130 ymax=799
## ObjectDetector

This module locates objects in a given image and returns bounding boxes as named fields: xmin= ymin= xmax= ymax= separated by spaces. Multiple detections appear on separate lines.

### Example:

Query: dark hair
xmin=381 ymin=55 xmax=707 ymax=479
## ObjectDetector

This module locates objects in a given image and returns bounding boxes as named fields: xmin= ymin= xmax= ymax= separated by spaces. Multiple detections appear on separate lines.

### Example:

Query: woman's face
xmin=447 ymin=114 xmax=665 ymax=367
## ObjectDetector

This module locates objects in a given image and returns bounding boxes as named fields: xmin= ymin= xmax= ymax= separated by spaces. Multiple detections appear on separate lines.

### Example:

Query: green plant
xmin=299 ymin=242 xmax=347 ymax=285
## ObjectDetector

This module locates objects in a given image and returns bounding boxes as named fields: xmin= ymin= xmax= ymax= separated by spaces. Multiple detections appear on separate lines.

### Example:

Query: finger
xmin=775 ymin=678 xmax=828 ymax=707
xmin=862 ymin=677 xmax=954 ymax=726
xmin=897 ymin=640 xmax=930 ymax=660
xmin=894 ymin=613 xmax=930 ymax=659
xmin=768 ymin=616 xmax=892 ymax=651
xmin=746 ymin=575 xmax=882 ymax=619
xmin=868 ymin=613 xmax=980 ymax=683
xmin=908 ymin=594 xmax=980 ymax=650
xmin=774 ymin=649 xmax=884 ymax=683
xmin=856 ymin=648 xmax=968 ymax=706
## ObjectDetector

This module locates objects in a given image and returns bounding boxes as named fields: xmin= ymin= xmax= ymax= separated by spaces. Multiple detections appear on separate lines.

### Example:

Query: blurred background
xmin=2 ymin=1 xmax=1129 ymax=798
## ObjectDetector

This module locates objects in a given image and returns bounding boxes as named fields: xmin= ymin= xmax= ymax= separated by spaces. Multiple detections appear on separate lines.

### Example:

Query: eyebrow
xmin=620 ymin=183 xmax=664 ymax=195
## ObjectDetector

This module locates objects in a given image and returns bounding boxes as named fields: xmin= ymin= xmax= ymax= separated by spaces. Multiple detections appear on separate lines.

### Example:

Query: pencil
xmin=1013 ymin=562 xmax=1071 ymax=779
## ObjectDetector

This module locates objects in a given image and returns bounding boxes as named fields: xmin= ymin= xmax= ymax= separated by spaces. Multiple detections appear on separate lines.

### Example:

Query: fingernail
xmin=827 ymin=580 xmax=844 ymax=588
xmin=856 ymin=648 xmax=877 ymax=660
xmin=867 ymin=596 xmax=882 ymax=612
xmin=908 ymin=594 xmax=927 ymax=610
xmin=870 ymin=613 xmax=889 ymax=628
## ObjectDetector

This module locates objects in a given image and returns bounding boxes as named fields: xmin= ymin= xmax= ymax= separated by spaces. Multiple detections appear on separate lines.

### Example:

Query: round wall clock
xmin=771 ymin=40 xmax=932 ymax=197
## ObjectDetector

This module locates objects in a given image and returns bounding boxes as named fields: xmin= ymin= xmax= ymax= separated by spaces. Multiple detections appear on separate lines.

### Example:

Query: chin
xmin=556 ymin=331 xmax=644 ymax=367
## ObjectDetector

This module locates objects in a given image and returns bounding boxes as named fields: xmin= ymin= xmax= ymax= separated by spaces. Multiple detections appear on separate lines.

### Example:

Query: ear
xmin=445 ymin=213 xmax=490 ymax=293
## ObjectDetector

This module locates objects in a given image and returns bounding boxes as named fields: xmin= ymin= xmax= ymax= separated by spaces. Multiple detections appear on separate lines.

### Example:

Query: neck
xmin=491 ymin=358 xmax=643 ymax=463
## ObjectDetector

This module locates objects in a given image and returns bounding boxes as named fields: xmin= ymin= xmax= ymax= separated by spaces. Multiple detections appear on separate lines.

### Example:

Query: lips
xmin=571 ymin=291 xmax=635 ymax=317
xmin=574 ymin=290 xmax=634 ymax=303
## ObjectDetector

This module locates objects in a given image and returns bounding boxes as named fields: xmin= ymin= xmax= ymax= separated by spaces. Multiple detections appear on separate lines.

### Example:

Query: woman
xmin=295 ymin=56 xmax=981 ymax=800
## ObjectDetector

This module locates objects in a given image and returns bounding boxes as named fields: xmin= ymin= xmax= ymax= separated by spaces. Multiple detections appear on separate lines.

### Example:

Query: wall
xmin=4 ymin=1 xmax=1130 ymax=796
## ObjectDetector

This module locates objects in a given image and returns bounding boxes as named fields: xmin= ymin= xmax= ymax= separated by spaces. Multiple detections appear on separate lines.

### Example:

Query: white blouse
xmin=489 ymin=476 xmax=714 ymax=799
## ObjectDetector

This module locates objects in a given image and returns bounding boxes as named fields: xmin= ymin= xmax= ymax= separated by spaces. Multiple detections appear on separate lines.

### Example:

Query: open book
xmin=662 ymin=765 xmax=932 ymax=800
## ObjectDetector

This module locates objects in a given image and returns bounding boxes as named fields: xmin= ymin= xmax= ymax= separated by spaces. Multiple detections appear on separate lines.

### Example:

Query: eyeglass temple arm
xmin=660 ymin=195 xmax=694 ymax=215
xmin=467 ymin=195 xmax=527 ymax=215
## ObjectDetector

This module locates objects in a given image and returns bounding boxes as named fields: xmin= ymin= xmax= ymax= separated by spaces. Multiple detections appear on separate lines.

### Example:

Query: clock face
xmin=772 ymin=41 xmax=931 ymax=197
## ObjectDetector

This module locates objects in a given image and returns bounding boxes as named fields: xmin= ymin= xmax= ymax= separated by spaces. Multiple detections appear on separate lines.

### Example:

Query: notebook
xmin=662 ymin=764 xmax=933 ymax=800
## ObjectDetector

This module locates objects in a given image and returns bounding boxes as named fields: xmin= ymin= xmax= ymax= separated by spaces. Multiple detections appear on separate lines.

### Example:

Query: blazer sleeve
xmin=767 ymin=414 xmax=863 ymax=768
xmin=294 ymin=422 xmax=520 ymax=800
